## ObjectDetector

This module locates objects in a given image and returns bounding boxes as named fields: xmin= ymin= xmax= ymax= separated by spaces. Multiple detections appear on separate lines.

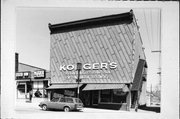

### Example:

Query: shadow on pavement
xmin=85 ymin=106 xmax=119 ymax=111
xmin=138 ymin=105 xmax=160 ymax=113
xmin=43 ymin=109 xmax=83 ymax=112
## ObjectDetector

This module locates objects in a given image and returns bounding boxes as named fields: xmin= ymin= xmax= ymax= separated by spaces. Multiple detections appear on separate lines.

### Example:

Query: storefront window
xmin=33 ymin=81 xmax=43 ymax=89
xmin=33 ymin=81 xmax=43 ymax=98
xmin=112 ymin=89 xmax=127 ymax=103
xmin=34 ymin=89 xmax=42 ymax=97
xmin=64 ymin=90 xmax=75 ymax=97
xmin=100 ymin=89 xmax=127 ymax=103
xmin=53 ymin=92 xmax=64 ymax=98
xmin=17 ymin=84 xmax=25 ymax=93
xmin=100 ymin=90 xmax=111 ymax=102
xmin=53 ymin=90 xmax=64 ymax=98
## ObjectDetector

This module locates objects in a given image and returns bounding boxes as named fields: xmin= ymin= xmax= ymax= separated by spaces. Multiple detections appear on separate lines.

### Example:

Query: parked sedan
xmin=39 ymin=97 xmax=84 ymax=112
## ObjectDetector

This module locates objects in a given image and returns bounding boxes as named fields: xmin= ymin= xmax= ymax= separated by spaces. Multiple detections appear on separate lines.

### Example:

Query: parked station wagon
xmin=39 ymin=97 xmax=84 ymax=112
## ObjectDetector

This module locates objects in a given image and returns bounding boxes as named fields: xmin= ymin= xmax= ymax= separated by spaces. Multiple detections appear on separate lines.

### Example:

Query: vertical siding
xmin=50 ymin=21 xmax=144 ymax=84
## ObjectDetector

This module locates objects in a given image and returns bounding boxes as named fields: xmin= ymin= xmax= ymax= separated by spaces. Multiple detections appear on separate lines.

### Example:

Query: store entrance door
xmin=92 ymin=90 xmax=98 ymax=105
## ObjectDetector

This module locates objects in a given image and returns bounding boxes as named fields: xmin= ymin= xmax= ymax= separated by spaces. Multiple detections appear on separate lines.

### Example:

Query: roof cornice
xmin=48 ymin=10 xmax=134 ymax=34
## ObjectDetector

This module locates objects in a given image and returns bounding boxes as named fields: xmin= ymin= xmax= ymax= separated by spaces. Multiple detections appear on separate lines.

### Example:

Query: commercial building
xmin=47 ymin=10 xmax=147 ymax=110
xmin=15 ymin=53 xmax=50 ymax=99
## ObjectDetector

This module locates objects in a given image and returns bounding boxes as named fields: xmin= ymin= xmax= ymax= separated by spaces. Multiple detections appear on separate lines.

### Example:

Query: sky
xmin=16 ymin=7 xmax=161 ymax=90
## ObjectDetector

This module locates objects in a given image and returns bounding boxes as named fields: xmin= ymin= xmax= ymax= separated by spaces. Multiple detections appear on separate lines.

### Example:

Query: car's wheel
xmin=42 ymin=104 xmax=48 ymax=111
xmin=64 ymin=107 xmax=70 ymax=112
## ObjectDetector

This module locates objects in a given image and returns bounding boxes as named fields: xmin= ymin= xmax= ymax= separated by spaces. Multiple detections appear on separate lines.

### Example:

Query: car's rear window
xmin=65 ymin=98 xmax=73 ymax=103
xmin=75 ymin=98 xmax=82 ymax=103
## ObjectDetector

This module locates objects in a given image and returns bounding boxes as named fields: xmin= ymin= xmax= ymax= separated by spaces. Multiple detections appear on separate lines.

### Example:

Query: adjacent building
xmin=15 ymin=53 xmax=50 ymax=99
xmin=47 ymin=10 xmax=147 ymax=110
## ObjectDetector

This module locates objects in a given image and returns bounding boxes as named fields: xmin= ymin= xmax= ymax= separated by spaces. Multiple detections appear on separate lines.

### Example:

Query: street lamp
xmin=76 ymin=63 xmax=82 ymax=99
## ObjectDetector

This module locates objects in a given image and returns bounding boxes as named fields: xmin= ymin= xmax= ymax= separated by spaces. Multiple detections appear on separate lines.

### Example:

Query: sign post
xmin=76 ymin=63 xmax=82 ymax=99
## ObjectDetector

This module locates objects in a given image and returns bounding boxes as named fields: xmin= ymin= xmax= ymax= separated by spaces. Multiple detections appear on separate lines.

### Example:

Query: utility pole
xmin=151 ymin=50 xmax=161 ymax=106
xmin=150 ymin=84 xmax=152 ymax=106
xmin=151 ymin=50 xmax=161 ymax=99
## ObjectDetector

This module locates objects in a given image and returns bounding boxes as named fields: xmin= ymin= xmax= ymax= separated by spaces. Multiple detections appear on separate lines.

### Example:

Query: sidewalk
xmin=16 ymin=97 xmax=48 ymax=103
xmin=15 ymin=99 xmax=123 ymax=112
xmin=15 ymin=98 xmax=48 ymax=110
xmin=12 ymin=98 xmax=160 ymax=119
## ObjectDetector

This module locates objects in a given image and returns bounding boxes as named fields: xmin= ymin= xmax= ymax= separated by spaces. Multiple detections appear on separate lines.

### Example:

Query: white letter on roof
xmin=67 ymin=65 xmax=75 ymax=71
xmin=100 ymin=63 xmax=108 ymax=70
xmin=60 ymin=65 xmax=66 ymax=71
xmin=92 ymin=63 xmax=100 ymax=70
xmin=83 ymin=64 xmax=91 ymax=70
xmin=109 ymin=62 xmax=117 ymax=69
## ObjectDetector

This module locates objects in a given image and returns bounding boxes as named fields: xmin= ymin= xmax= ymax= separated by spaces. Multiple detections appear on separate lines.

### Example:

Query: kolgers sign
xmin=59 ymin=62 xmax=118 ymax=71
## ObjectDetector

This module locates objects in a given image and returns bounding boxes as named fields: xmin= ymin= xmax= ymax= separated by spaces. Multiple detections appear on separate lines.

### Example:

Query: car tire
xmin=42 ymin=104 xmax=48 ymax=111
xmin=64 ymin=107 xmax=70 ymax=112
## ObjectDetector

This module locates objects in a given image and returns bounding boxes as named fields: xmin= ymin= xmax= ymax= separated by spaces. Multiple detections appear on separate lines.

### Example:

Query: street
xmin=11 ymin=99 xmax=160 ymax=119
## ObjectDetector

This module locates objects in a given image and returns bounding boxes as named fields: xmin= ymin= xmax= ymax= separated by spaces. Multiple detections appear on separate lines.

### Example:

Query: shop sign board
xmin=59 ymin=62 xmax=118 ymax=80
xmin=59 ymin=62 xmax=117 ymax=71
xmin=34 ymin=70 xmax=45 ymax=79
xmin=16 ymin=72 xmax=31 ymax=79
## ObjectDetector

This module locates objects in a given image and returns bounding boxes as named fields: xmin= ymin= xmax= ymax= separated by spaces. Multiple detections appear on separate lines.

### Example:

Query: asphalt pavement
xmin=11 ymin=98 xmax=160 ymax=119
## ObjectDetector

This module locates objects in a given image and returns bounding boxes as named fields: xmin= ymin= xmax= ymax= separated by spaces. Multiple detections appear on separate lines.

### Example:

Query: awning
xmin=31 ymin=78 xmax=50 ymax=81
xmin=131 ymin=59 xmax=146 ymax=91
xmin=83 ymin=84 xmax=129 ymax=92
xmin=46 ymin=84 xmax=82 ymax=90
xmin=16 ymin=79 xmax=30 ymax=82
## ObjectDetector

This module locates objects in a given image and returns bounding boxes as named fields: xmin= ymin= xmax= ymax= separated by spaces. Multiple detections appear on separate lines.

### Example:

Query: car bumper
xmin=76 ymin=107 xmax=84 ymax=110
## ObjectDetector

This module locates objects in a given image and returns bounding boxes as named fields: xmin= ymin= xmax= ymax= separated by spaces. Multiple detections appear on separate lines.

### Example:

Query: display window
xmin=53 ymin=92 xmax=64 ymax=98
xmin=17 ymin=84 xmax=25 ymax=93
xmin=112 ymin=89 xmax=127 ymax=103
xmin=33 ymin=81 xmax=44 ymax=98
xmin=100 ymin=90 xmax=111 ymax=102
xmin=64 ymin=90 xmax=75 ymax=97
xmin=100 ymin=89 xmax=127 ymax=103
xmin=33 ymin=81 xmax=43 ymax=89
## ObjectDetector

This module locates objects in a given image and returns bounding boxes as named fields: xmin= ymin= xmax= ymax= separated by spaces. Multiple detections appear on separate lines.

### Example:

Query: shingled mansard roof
xmin=48 ymin=10 xmax=144 ymax=84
